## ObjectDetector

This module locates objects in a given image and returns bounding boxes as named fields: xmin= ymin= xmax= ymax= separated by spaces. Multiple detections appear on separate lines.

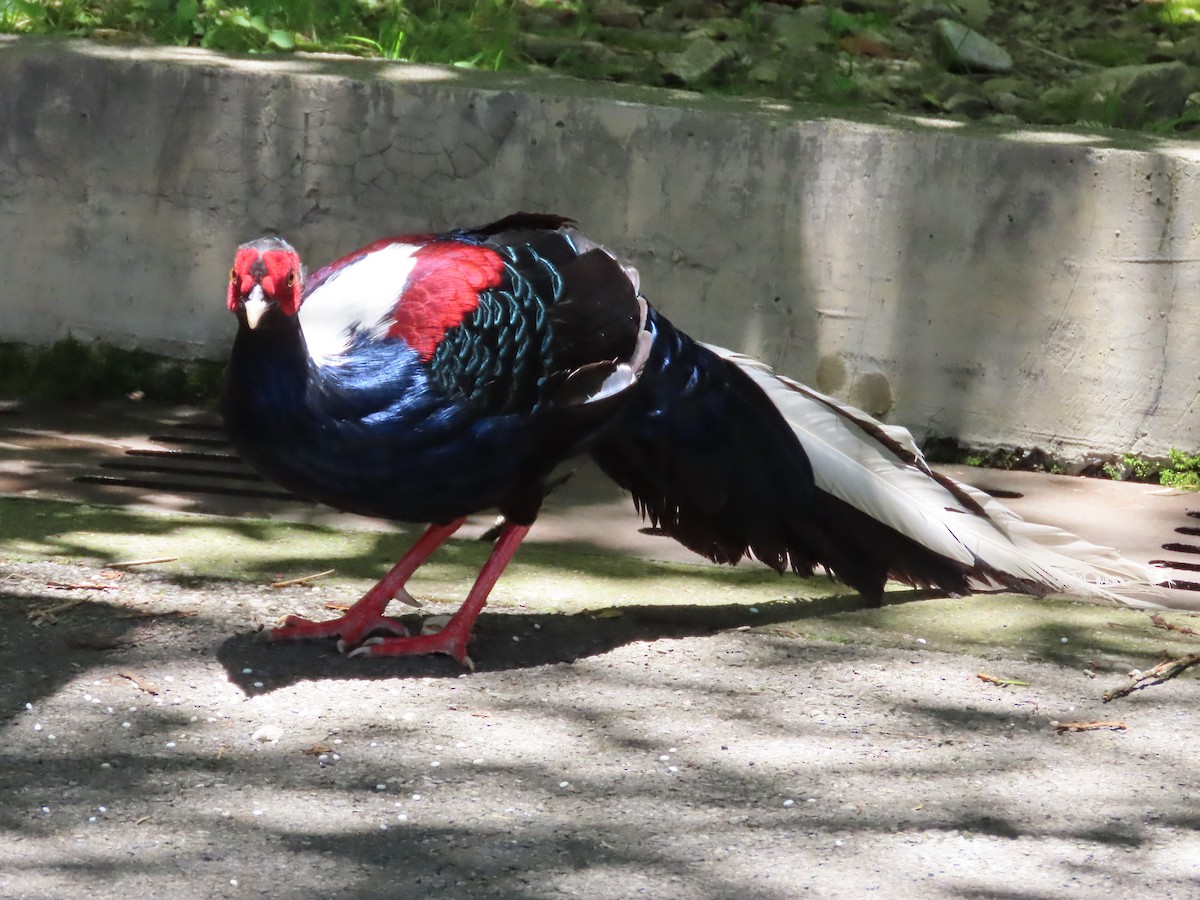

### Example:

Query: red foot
xmin=347 ymin=621 xmax=475 ymax=669
xmin=261 ymin=607 xmax=412 ymax=650
xmin=261 ymin=519 xmax=531 ymax=667
xmin=260 ymin=520 xmax=465 ymax=651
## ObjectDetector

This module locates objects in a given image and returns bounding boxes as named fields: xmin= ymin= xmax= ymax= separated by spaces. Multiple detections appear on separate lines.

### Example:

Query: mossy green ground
xmin=2 ymin=495 xmax=1193 ymax=673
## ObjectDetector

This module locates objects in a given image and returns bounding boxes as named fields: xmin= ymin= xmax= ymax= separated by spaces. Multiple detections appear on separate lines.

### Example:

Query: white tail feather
xmin=705 ymin=345 xmax=1162 ymax=606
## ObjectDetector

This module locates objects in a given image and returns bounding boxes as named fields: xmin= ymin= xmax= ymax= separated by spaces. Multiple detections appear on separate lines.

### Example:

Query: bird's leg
xmin=261 ymin=518 xmax=466 ymax=649
xmin=347 ymin=521 xmax=531 ymax=670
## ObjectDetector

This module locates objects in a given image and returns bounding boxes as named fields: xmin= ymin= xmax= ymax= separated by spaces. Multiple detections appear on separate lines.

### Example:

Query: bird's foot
xmin=260 ymin=587 xmax=420 ymax=650
xmin=346 ymin=621 xmax=474 ymax=670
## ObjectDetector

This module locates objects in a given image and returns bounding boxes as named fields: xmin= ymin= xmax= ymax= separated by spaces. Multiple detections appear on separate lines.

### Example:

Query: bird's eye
xmin=286 ymin=272 xmax=296 ymax=288
xmin=229 ymin=267 xmax=237 ymax=283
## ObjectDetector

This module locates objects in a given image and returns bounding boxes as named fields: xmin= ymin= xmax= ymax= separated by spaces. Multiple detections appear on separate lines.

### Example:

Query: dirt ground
xmin=1 ymin=402 xmax=1199 ymax=898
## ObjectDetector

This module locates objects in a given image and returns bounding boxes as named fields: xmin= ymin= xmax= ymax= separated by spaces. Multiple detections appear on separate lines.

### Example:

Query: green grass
xmin=0 ymin=337 xmax=224 ymax=405
xmin=0 ymin=0 xmax=520 ymax=65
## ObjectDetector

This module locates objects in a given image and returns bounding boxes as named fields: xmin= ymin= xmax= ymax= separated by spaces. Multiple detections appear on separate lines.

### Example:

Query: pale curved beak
xmin=243 ymin=284 xmax=270 ymax=330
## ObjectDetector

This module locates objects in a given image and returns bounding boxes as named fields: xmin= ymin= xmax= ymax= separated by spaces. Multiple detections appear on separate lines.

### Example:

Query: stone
xmin=1072 ymin=61 xmax=1193 ymax=127
xmin=931 ymin=19 xmax=1013 ymax=74
xmin=661 ymin=36 xmax=735 ymax=84
xmin=943 ymin=92 xmax=990 ymax=119
xmin=955 ymin=0 xmax=993 ymax=29
xmin=771 ymin=6 xmax=833 ymax=54
xmin=594 ymin=0 xmax=643 ymax=30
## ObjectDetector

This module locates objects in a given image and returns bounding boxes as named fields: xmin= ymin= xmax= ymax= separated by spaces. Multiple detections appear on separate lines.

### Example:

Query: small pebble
xmin=252 ymin=809 xmax=263 ymax=817
xmin=749 ymin=607 xmax=759 ymax=614
xmin=379 ymin=823 xmax=388 ymax=831
xmin=165 ymin=742 xmax=176 ymax=749
xmin=252 ymin=682 xmax=264 ymax=689
xmin=558 ymin=781 xmax=569 ymax=788
xmin=783 ymin=799 xmax=795 ymax=808
xmin=1060 ymin=637 xmax=1069 ymax=644
xmin=659 ymin=755 xmax=669 ymax=761
xmin=430 ymin=761 xmax=440 ymax=768
xmin=375 ymin=783 xmax=387 ymax=791
xmin=121 ymin=722 xmax=131 ymax=729
xmin=242 ymin=668 xmax=253 ymax=675
xmin=397 ymin=813 xmax=408 ymax=822
xmin=24 ymin=702 xmax=33 ymax=711
xmin=472 ymin=758 xmax=484 ymax=765
xmin=916 ymin=638 xmax=927 ymax=644
xmin=251 ymin=725 xmax=284 ymax=743
xmin=412 ymin=794 xmax=422 ymax=801
xmin=33 ymin=723 xmax=42 ymax=732
xmin=230 ymin=879 xmax=238 ymax=887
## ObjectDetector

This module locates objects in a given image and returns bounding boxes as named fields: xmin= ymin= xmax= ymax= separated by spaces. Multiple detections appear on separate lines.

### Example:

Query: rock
xmin=771 ymin=6 xmax=832 ymax=54
xmin=943 ymin=92 xmax=990 ymax=118
xmin=1059 ymin=61 xmax=1193 ymax=127
xmin=594 ymin=0 xmax=644 ymax=29
xmin=955 ymin=0 xmax=993 ymax=29
xmin=931 ymin=19 xmax=1013 ymax=73
xmin=662 ymin=36 xmax=735 ymax=84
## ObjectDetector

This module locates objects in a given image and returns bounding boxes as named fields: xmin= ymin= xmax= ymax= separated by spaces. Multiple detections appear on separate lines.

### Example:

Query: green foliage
xmin=0 ymin=338 xmax=224 ymax=405
xmin=1102 ymin=448 xmax=1200 ymax=490
xmin=1160 ymin=447 xmax=1200 ymax=490
xmin=0 ymin=0 xmax=516 ymax=66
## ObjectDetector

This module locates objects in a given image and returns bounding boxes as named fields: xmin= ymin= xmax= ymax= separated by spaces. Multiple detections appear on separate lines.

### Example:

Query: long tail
xmin=591 ymin=309 xmax=1162 ymax=606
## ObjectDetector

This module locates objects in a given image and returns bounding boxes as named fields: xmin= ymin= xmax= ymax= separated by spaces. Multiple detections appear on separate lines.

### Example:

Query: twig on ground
xmin=977 ymin=673 xmax=1031 ymax=687
xmin=271 ymin=569 xmax=334 ymax=588
xmin=1054 ymin=721 xmax=1127 ymax=734
xmin=117 ymin=671 xmax=159 ymax=695
xmin=1103 ymin=655 xmax=1200 ymax=702
xmin=1150 ymin=613 xmax=1199 ymax=637
xmin=47 ymin=581 xmax=115 ymax=591
xmin=108 ymin=556 xmax=177 ymax=569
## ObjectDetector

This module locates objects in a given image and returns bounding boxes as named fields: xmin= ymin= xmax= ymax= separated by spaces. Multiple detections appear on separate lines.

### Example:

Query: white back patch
xmin=299 ymin=243 xmax=420 ymax=366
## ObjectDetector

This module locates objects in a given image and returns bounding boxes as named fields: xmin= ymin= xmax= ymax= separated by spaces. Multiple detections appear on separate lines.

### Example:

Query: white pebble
xmin=165 ymin=742 xmax=176 ymax=749
xmin=472 ymin=758 xmax=484 ymax=765
xmin=411 ymin=793 xmax=422 ymax=801
xmin=47 ymin=734 xmax=56 ymax=741
xmin=251 ymin=725 xmax=284 ymax=743
xmin=430 ymin=761 xmax=440 ymax=768
xmin=659 ymin=755 xmax=670 ymax=761
xmin=242 ymin=668 xmax=253 ymax=675
xmin=668 ymin=748 xmax=677 ymax=753
xmin=230 ymin=879 xmax=238 ymax=887
xmin=40 ymin=806 xmax=49 ymax=814
xmin=667 ymin=766 xmax=679 ymax=773
xmin=33 ymin=723 xmax=42 ymax=732
xmin=1060 ymin=637 xmax=1069 ymax=644
xmin=379 ymin=824 xmax=388 ymax=831
xmin=783 ymin=799 xmax=795 ymax=808
xmin=24 ymin=702 xmax=33 ymax=711
xmin=121 ymin=722 xmax=131 ymax=729
xmin=558 ymin=781 xmax=569 ymax=788
xmin=749 ymin=607 xmax=759 ymax=614
xmin=253 ymin=682 xmax=264 ymax=689
xmin=397 ymin=813 xmax=408 ymax=822
xmin=402 ymin=712 xmax=415 ymax=721
xmin=97 ymin=806 xmax=107 ymax=813
xmin=916 ymin=638 xmax=927 ymax=644
xmin=375 ymin=784 xmax=387 ymax=791
xmin=252 ymin=809 xmax=263 ymax=816
xmin=88 ymin=816 xmax=97 ymax=823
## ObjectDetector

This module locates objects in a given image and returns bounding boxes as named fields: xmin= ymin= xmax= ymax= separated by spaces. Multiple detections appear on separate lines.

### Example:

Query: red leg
xmin=347 ymin=521 xmax=531 ymax=670
xmin=261 ymin=519 xmax=466 ymax=650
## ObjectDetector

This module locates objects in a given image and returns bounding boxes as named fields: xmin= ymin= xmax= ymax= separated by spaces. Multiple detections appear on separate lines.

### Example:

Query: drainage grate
xmin=72 ymin=420 xmax=312 ymax=505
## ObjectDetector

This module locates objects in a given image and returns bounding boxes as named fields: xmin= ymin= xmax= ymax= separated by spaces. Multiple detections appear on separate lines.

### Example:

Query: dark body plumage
xmin=224 ymin=215 xmax=645 ymax=528
xmin=223 ymin=214 xmax=1156 ymax=664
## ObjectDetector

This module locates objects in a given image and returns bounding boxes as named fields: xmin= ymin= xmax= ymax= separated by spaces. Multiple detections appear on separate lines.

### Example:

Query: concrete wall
xmin=1 ymin=37 xmax=1197 ymax=460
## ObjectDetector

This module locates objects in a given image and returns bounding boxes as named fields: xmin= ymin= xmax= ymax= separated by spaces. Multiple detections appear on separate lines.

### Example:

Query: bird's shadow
xmin=215 ymin=587 xmax=940 ymax=693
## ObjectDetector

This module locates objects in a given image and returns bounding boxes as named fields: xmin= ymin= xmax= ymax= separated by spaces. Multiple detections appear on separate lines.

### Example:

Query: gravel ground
xmin=3 ymin=551 xmax=1199 ymax=899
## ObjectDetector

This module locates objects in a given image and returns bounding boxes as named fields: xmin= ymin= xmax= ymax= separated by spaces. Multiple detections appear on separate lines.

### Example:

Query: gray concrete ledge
xmin=1 ymin=37 xmax=1197 ymax=459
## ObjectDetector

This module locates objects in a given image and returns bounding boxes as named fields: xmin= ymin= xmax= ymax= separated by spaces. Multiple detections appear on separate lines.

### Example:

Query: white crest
xmin=299 ymin=243 xmax=421 ymax=367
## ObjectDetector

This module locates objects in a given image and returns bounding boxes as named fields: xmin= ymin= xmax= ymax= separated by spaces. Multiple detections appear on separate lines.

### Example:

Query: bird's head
xmin=227 ymin=237 xmax=305 ymax=330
